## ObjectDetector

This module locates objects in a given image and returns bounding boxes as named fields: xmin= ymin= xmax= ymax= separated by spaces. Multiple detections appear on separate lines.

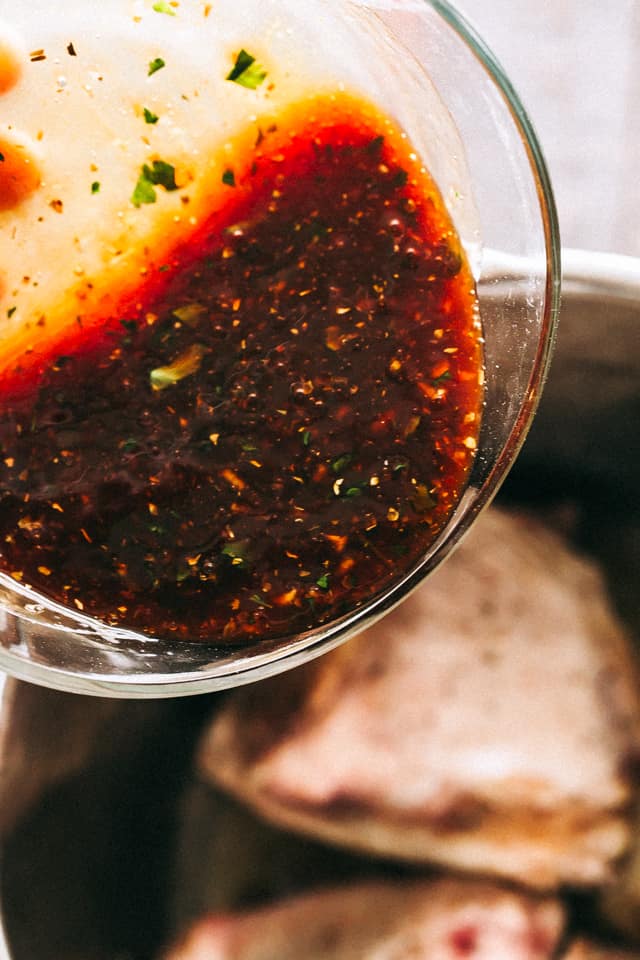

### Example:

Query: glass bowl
xmin=0 ymin=0 xmax=560 ymax=697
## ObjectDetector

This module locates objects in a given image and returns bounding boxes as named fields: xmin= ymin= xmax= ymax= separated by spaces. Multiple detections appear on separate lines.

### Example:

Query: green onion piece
xmin=148 ymin=57 xmax=165 ymax=76
xmin=226 ymin=49 xmax=267 ymax=89
xmin=131 ymin=173 xmax=157 ymax=207
xmin=221 ymin=540 xmax=250 ymax=567
xmin=131 ymin=160 xmax=178 ymax=207
xmin=143 ymin=107 xmax=159 ymax=124
xmin=172 ymin=303 xmax=207 ymax=326
xmin=331 ymin=453 xmax=353 ymax=473
xmin=150 ymin=343 xmax=205 ymax=390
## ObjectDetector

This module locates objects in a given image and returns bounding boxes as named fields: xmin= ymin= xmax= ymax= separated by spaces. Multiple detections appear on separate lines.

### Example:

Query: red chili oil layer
xmin=0 ymin=95 xmax=482 ymax=645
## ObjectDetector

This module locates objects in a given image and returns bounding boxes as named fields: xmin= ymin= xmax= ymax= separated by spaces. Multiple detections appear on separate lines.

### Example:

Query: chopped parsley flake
xmin=147 ymin=160 xmax=177 ymax=190
xmin=152 ymin=0 xmax=176 ymax=13
xmin=221 ymin=169 xmax=236 ymax=187
xmin=131 ymin=174 xmax=156 ymax=207
xmin=221 ymin=540 xmax=250 ymax=567
xmin=331 ymin=453 xmax=353 ymax=473
xmin=226 ymin=49 xmax=267 ymax=89
xmin=91 ymin=181 xmax=100 ymax=194
xmin=143 ymin=107 xmax=159 ymax=124
xmin=131 ymin=160 xmax=178 ymax=207
xmin=316 ymin=573 xmax=330 ymax=589
xmin=0 ymin=153 xmax=4 ymax=163
xmin=148 ymin=57 xmax=166 ymax=76
xmin=249 ymin=593 xmax=272 ymax=608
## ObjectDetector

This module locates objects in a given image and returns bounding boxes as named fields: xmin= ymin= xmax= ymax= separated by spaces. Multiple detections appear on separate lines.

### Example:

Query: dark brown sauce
xmin=0 ymin=95 xmax=482 ymax=644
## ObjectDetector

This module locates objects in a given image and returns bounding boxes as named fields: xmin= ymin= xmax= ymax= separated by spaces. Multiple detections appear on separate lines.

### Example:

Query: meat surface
xmin=199 ymin=507 xmax=640 ymax=889
xmin=166 ymin=878 xmax=564 ymax=960
xmin=599 ymin=816 xmax=640 ymax=940
xmin=562 ymin=942 xmax=640 ymax=959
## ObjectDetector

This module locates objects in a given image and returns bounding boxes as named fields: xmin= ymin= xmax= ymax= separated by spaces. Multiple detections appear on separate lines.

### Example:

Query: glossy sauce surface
xmin=0 ymin=95 xmax=482 ymax=644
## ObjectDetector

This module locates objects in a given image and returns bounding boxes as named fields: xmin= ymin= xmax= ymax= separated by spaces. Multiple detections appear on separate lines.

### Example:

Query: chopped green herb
xmin=131 ymin=160 xmax=178 ymax=207
xmin=120 ymin=439 xmax=139 ymax=453
xmin=226 ymin=49 xmax=267 ymax=89
xmin=411 ymin=483 xmax=436 ymax=514
xmin=143 ymin=107 xmax=159 ymax=124
xmin=146 ymin=160 xmax=177 ymax=190
xmin=148 ymin=57 xmax=165 ymax=76
xmin=91 ymin=181 xmax=100 ymax=194
xmin=221 ymin=168 xmax=236 ymax=187
xmin=172 ymin=303 xmax=206 ymax=326
xmin=432 ymin=369 xmax=452 ymax=384
xmin=152 ymin=0 xmax=176 ymax=13
xmin=221 ymin=540 xmax=250 ymax=567
xmin=392 ymin=168 xmax=408 ymax=188
xmin=302 ymin=430 xmax=311 ymax=447
xmin=249 ymin=593 xmax=272 ymax=607
xmin=316 ymin=573 xmax=330 ymax=589
xmin=158 ymin=264 xmax=170 ymax=272
xmin=150 ymin=343 xmax=205 ymax=390
xmin=131 ymin=173 xmax=157 ymax=207
xmin=119 ymin=319 xmax=138 ymax=334
xmin=345 ymin=487 xmax=362 ymax=497
xmin=331 ymin=453 xmax=353 ymax=473
xmin=367 ymin=135 xmax=384 ymax=153
xmin=7 ymin=306 xmax=17 ymax=319
xmin=0 ymin=153 xmax=5 ymax=163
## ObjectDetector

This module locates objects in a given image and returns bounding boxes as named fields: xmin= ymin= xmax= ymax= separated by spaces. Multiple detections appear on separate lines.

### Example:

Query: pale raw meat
xmin=166 ymin=878 xmax=564 ymax=960
xmin=199 ymin=507 xmax=640 ymax=889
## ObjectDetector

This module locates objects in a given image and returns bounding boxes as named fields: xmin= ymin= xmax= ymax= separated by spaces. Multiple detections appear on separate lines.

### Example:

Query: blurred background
xmin=457 ymin=0 xmax=640 ymax=258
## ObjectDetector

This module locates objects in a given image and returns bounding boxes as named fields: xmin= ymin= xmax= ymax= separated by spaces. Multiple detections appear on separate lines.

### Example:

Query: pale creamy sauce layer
xmin=0 ymin=0 xmax=374 ymax=373
xmin=0 ymin=0 xmax=474 ymax=380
